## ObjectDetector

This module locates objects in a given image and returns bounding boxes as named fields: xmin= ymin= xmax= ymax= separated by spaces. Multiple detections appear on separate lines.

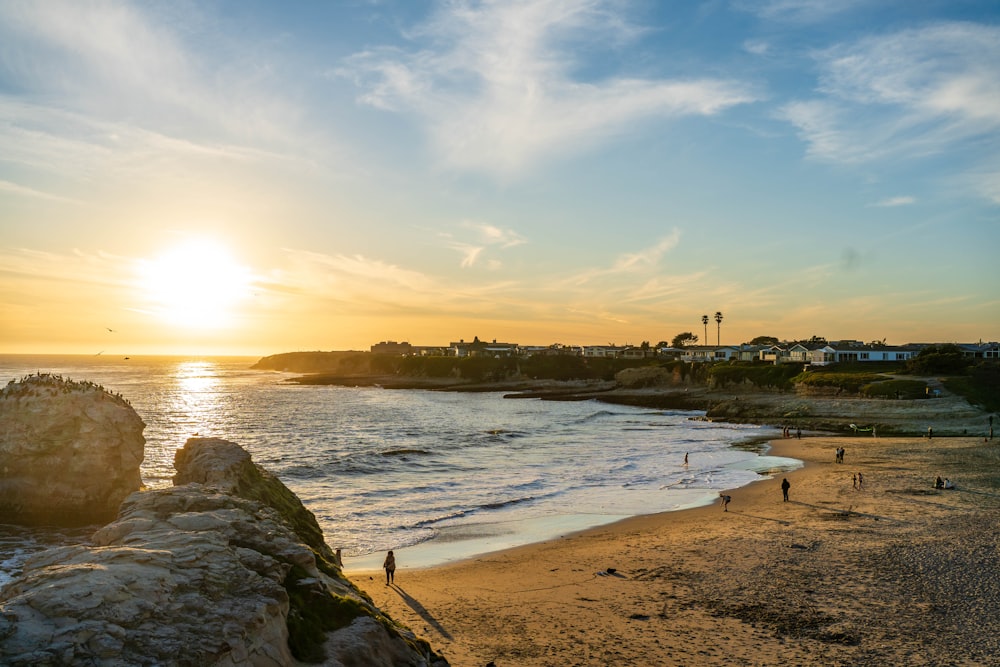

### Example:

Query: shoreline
xmin=283 ymin=372 xmax=991 ymax=437
xmin=342 ymin=434 xmax=802 ymax=571
xmin=349 ymin=435 xmax=1000 ymax=666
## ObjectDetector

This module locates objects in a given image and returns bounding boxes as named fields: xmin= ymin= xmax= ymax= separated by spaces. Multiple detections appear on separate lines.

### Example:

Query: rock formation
xmin=174 ymin=437 xmax=335 ymax=564
xmin=0 ymin=432 xmax=448 ymax=666
xmin=0 ymin=373 xmax=145 ymax=526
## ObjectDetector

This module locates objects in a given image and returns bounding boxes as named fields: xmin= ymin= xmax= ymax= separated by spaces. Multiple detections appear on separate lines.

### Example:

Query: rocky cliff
xmin=0 ymin=378 xmax=448 ymax=666
xmin=0 ymin=373 xmax=145 ymax=525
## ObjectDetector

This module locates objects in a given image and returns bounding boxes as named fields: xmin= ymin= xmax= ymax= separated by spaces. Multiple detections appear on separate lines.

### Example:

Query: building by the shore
xmin=372 ymin=338 xmax=1000 ymax=366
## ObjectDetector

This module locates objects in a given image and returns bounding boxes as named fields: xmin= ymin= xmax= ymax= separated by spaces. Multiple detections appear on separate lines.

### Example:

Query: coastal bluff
xmin=0 ymin=375 xmax=448 ymax=666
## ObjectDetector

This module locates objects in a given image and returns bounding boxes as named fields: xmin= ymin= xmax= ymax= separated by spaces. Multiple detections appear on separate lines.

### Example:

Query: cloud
xmin=462 ymin=221 xmax=527 ymax=249
xmin=743 ymin=40 xmax=770 ymax=56
xmin=871 ymin=196 xmax=915 ymax=207
xmin=736 ymin=0 xmax=867 ymax=23
xmin=781 ymin=22 xmax=1000 ymax=164
xmin=0 ymin=1 xmax=309 ymax=189
xmin=341 ymin=0 xmax=758 ymax=175
xmin=562 ymin=228 xmax=682 ymax=286
xmin=971 ymin=171 xmax=1000 ymax=206
xmin=0 ymin=179 xmax=84 ymax=204
xmin=442 ymin=220 xmax=527 ymax=268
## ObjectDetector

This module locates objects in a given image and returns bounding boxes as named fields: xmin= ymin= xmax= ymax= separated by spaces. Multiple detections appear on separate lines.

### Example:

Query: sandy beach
xmin=350 ymin=435 xmax=1000 ymax=666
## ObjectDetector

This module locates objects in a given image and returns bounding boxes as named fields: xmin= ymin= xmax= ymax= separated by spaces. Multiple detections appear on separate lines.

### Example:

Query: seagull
xmin=106 ymin=328 xmax=115 ymax=332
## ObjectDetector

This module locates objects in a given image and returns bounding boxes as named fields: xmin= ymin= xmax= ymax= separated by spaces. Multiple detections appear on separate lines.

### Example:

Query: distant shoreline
xmin=280 ymin=372 xmax=991 ymax=437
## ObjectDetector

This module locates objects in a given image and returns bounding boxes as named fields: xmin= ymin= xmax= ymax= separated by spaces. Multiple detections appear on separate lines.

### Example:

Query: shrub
xmin=906 ymin=344 xmax=970 ymax=374
xmin=859 ymin=379 xmax=927 ymax=399
xmin=710 ymin=363 xmax=802 ymax=390
xmin=792 ymin=372 xmax=886 ymax=394
xmin=943 ymin=362 xmax=1000 ymax=412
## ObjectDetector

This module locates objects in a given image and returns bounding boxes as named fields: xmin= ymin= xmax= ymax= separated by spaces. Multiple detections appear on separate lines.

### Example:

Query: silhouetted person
xmin=935 ymin=476 xmax=944 ymax=489
xmin=684 ymin=452 xmax=689 ymax=465
xmin=720 ymin=494 xmax=731 ymax=512
xmin=383 ymin=550 xmax=396 ymax=585
xmin=781 ymin=478 xmax=790 ymax=501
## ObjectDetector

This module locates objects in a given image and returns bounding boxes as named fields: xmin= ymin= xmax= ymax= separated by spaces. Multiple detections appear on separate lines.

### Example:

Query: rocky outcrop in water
xmin=0 ymin=436 xmax=448 ymax=666
xmin=0 ymin=373 xmax=145 ymax=526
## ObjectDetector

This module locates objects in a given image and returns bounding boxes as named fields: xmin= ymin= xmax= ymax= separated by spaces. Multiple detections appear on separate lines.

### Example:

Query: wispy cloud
xmin=736 ymin=0 xmax=867 ymax=23
xmin=0 ymin=179 xmax=83 ymax=204
xmin=441 ymin=220 xmax=527 ymax=268
xmin=0 ymin=2 xmax=309 ymax=188
xmin=743 ymin=40 xmax=770 ymax=56
xmin=971 ymin=171 xmax=1000 ymax=205
xmin=340 ymin=0 xmax=758 ymax=175
xmin=781 ymin=22 xmax=1000 ymax=165
xmin=870 ymin=196 xmax=915 ymax=207
xmin=562 ymin=229 xmax=682 ymax=286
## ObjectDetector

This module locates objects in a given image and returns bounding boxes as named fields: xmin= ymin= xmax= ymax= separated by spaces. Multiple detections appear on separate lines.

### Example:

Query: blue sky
xmin=1 ymin=0 xmax=998 ymax=355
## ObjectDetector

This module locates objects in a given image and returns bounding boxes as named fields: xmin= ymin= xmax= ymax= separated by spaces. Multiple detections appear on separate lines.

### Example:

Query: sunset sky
xmin=2 ymin=0 xmax=998 ymax=356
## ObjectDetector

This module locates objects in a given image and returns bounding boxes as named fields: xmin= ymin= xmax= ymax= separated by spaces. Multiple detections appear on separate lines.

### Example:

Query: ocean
xmin=0 ymin=354 xmax=798 ymax=578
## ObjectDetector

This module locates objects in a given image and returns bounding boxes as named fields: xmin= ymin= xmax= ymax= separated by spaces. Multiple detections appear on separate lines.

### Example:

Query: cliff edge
xmin=0 ymin=376 xmax=448 ymax=666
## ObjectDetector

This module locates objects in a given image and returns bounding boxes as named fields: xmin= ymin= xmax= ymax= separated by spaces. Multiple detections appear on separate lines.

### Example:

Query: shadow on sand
xmin=785 ymin=500 xmax=899 ymax=523
xmin=390 ymin=585 xmax=453 ymax=640
xmin=728 ymin=510 xmax=792 ymax=526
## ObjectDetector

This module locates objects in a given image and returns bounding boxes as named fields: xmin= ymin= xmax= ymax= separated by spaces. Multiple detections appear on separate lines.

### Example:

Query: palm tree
xmin=714 ymin=311 xmax=723 ymax=345
xmin=701 ymin=315 xmax=709 ymax=346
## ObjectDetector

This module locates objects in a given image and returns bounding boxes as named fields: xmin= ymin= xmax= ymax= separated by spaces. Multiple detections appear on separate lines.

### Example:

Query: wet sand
xmin=350 ymin=436 xmax=1000 ymax=666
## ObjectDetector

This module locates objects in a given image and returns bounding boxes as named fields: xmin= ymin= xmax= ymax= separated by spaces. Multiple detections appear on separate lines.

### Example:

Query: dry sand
xmin=350 ymin=436 xmax=1000 ymax=666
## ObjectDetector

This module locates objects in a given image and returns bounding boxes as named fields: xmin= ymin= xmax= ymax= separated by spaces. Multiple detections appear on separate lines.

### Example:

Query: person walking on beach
xmin=684 ymin=452 xmax=689 ymax=466
xmin=720 ymin=494 xmax=731 ymax=511
xmin=383 ymin=550 xmax=396 ymax=585
xmin=781 ymin=477 xmax=790 ymax=502
xmin=857 ymin=472 xmax=864 ymax=490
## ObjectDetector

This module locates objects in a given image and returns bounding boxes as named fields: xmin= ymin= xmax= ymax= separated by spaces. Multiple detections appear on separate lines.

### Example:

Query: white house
xmin=680 ymin=345 xmax=739 ymax=363
xmin=809 ymin=343 xmax=921 ymax=365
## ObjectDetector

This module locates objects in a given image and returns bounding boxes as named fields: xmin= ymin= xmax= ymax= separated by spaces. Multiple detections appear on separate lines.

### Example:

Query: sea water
xmin=0 ymin=355 xmax=798 ymax=578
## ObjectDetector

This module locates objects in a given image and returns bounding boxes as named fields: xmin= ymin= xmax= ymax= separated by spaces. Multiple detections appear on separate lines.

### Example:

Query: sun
xmin=138 ymin=239 xmax=252 ymax=329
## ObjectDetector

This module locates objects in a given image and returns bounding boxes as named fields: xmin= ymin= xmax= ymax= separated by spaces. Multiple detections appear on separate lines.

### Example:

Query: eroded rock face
xmin=0 ymin=374 xmax=145 ymax=526
xmin=174 ymin=437 xmax=334 ymax=563
xmin=0 ymin=486 xmax=298 ymax=666
xmin=0 ymin=437 xmax=449 ymax=667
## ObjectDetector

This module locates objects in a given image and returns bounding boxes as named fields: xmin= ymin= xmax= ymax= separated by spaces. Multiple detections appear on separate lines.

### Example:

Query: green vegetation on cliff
xmin=945 ymin=363 xmax=1000 ymax=412
xmin=708 ymin=363 xmax=802 ymax=390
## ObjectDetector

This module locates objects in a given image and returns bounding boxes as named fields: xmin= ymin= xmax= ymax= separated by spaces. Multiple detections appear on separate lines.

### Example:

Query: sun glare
xmin=138 ymin=239 xmax=252 ymax=329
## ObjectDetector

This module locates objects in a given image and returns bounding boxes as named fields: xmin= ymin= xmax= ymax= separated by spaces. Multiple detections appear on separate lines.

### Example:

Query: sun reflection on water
xmin=142 ymin=360 xmax=227 ymax=487
xmin=176 ymin=361 xmax=219 ymax=394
